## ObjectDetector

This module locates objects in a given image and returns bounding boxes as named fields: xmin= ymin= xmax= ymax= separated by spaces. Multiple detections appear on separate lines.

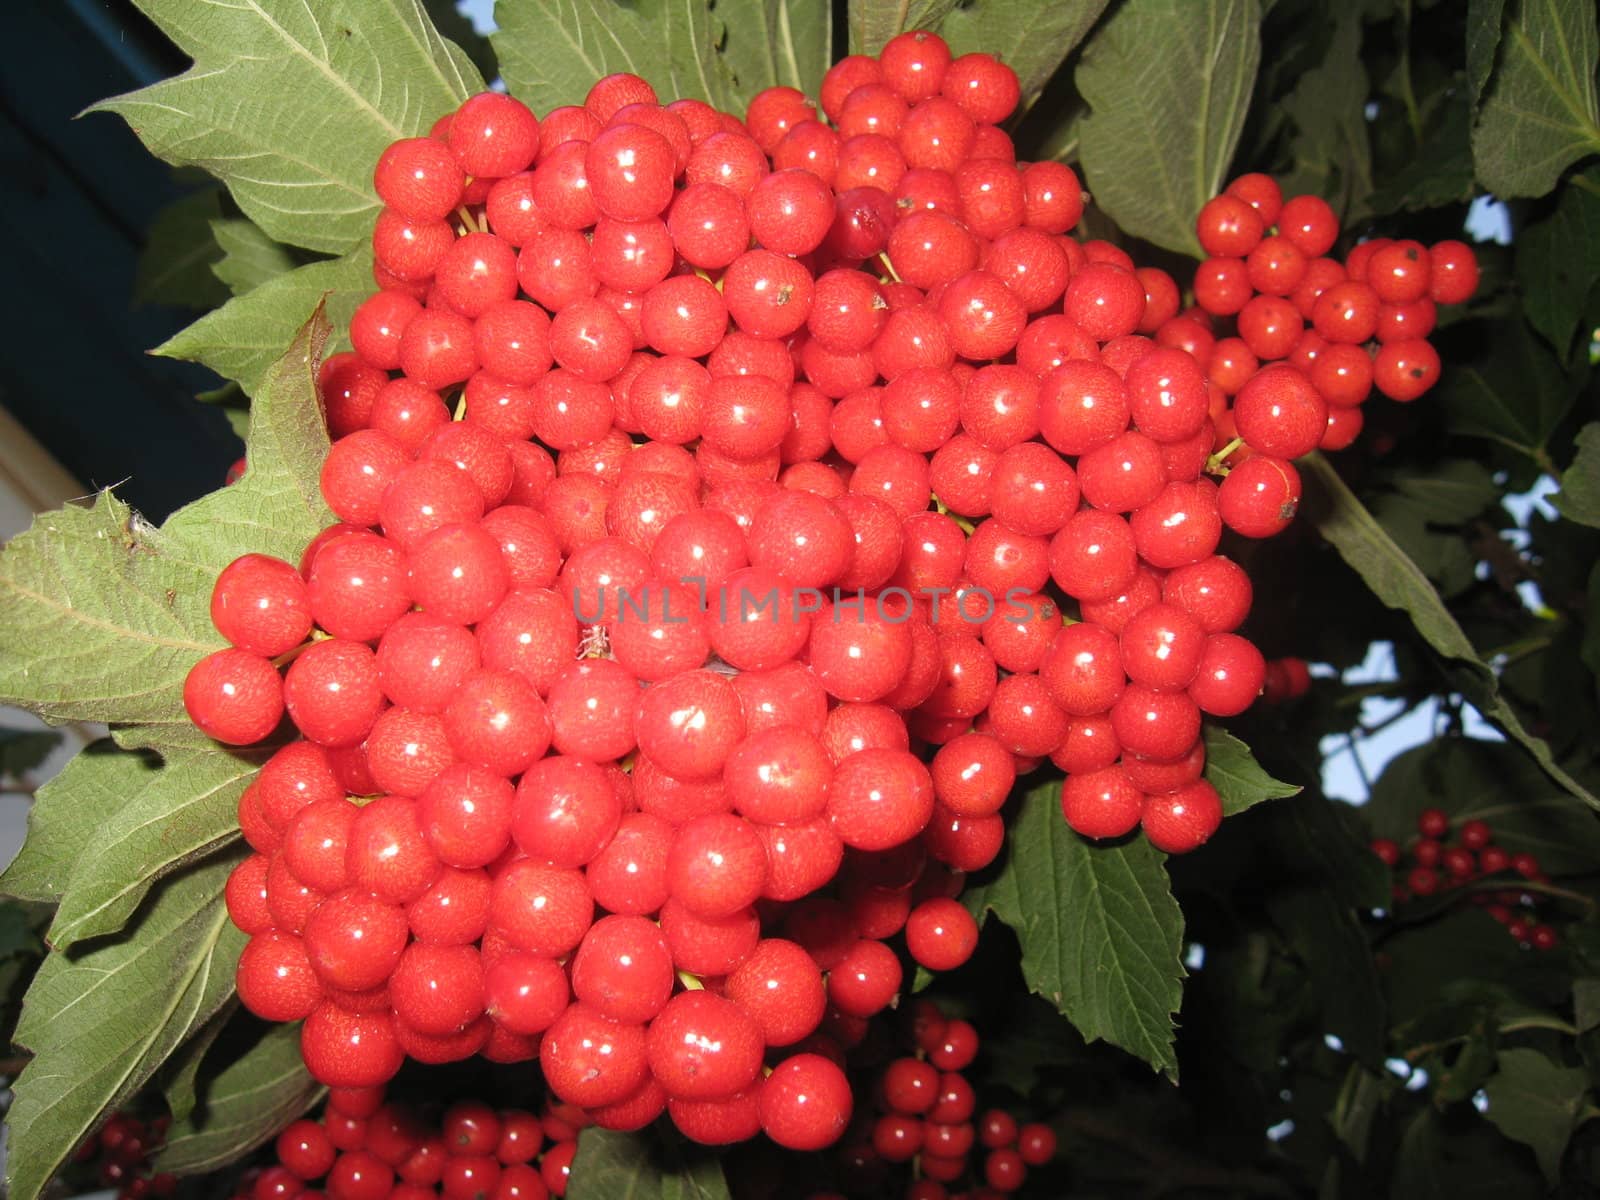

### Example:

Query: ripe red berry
xmin=759 ymin=1053 xmax=852 ymax=1150
xmin=184 ymin=648 xmax=283 ymax=745
xmin=1141 ymin=779 xmax=1224 ymax=854
xmin=905 ymin=897 xmax=980 ymax=971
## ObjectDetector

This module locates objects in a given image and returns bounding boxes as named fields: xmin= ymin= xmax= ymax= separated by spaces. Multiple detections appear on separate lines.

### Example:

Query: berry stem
xmin=270 ymin=632 xmax=329 ymax=670
xmin=676 ymin=969 xmax=705 ymax=991
xmin=1405 ymin=1012 xmax=1577 ymax=1064
xmin=1470 ymin=878 xmax=1595 ymax=911
xmin=1206 ymin=437 xmax=1246 ymax=476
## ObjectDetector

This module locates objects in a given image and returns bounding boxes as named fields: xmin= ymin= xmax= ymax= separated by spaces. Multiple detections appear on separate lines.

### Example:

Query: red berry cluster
xmin=73 ymin=1112 xmax=174 ymax=1200
xmin=1192 ymin=177 xmax=1479 ymax=470
xmin=1372 ymin=810 xmax=1559 ymax=949
xmin=833 ymin=1000 xmax=1056 ymax=1199
xmin=230 ymin=1087 xmax=579 ymax=1200
xmin=182 ymin=26 xmax=1485 ymax=1146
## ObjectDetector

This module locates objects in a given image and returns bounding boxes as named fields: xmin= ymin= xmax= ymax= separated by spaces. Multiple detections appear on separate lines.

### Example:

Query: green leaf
xmin=494 ymin=0 xmax=738 ymax=116
xmin=1278 ymin=12 xmax=1372 ymax=220
xmin=848 ymin=1 xmax=963 ymax=56
xmin=158 ymin=1017 xmax=322 ymax=1176
xmin=1555 ymin=423 xmax=1600 ymax=528
xmin=1366 ymin=738 xmax=1600 ymax=875
xmin=656 ymin=1 xmax=740 ymax=112
xmin=1266 ymin=888 xmax=1385 ymax=1064
xmin=1391 ymin=459 xmax=1502 ymax=522
xmin=160 ymin=1002 xmax=234 ymax=1125
xmin=0 ymin=744 xmax=120 ymax=904
xmin=1256 ymin=795 xmax=1390 ymax=910
xmin=717 ymin=0 xmax=832 ymax=100
xmin=134 ymin=191 xmax=231 ymax=310
xmin=211 ymin=219 xmax=297 ymax=297
xmin=0 ymin=311 xmax=336 ymax=752
xmin=1574 ymin=978 xmax=1600 ymax=1034
xmin=1365 ymin=88 xmax=1477 ymax=213
xmin=5 ymin=848 xmax=245 ymax=1200
xmin=1303 ymin=452 xmax=1600 ymax=813
xmin=1471 ymin=0 xmax=1600 ymax=199
xmin=157 ymin=248 xmax=370 ymax=396
xmin=963 ymin=779 xmax=1184 ymax=1075
xmin=1075 ymin=0 xmax=1262 ymax=256
xmin=1466 ymin=0 xmax=1508 ymax=105
xmin=1482 ymin=1047 xmax=1589 ymax=1183
xmin=1519 ymin=168 xmax=1600 ymax=355
xmin=0 ymin=494 xmax=225 ymax=748
xmin=566 ymin=1127 xmax=731 ymax=1200
xmin=1437 ymin=318 xmax=1571 ymax=462
xmin=1393 ymin=1105 xmax=1546 ymax=1200
xmin=45 ymin=746 xmax=254 ymax=949
xmin=91 ymin=0 xmax=481 ymax=253
xmin=942 ymin=2 xmax=1112 ymax=107
xmin=1372 ymin=460 xmax=1501 ymax=597
xmin=1203 ymin=725 xmax=1300 ymax=815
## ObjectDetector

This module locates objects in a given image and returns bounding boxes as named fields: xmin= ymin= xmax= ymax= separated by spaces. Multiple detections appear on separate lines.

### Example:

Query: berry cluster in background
xmin=813 ymin=998 xmax=1058 ymax=1200
xmin=168 ymin=22 xmax=1486 ymax=1182
xmin=73 ymin=1111 xmax=175 ymax=1200
xmin=1373 ymin=810 xmax=1561 ymax=950
xmin=229 ymin=1087 xmax=582 ymax=1200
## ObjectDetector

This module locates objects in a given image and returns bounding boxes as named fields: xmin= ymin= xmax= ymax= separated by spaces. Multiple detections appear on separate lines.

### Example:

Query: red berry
xmin=905 ymin=897 xmax=980 ymax=972
xmin=184 ymin=648 xmax=283 ymax=745
xmin=1141 ymin=780 xmax=1224 ymax=854
xmin=759 ymin=1053 xmax=852 ymax=1150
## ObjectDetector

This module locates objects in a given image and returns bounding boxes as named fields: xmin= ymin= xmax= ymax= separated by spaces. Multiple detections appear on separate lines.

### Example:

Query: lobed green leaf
xmin=963 ymin=778 xmax=1184 ymax=1076
xmin=1075 ymin=0 xmax=1262 ymax=256
xmin=92 ymin=0 xmax=480 ymax=254
xmin=0 ymin=493 xmax=225 ymax=749
xmin=1471 ymin=0 xmax=1600 ymax=199
xmin=5 ymin=849 xmax=245 ymax=1200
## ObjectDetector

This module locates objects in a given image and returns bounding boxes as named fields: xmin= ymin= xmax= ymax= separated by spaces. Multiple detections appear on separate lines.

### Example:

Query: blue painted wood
xmin=0 ymin=3 xmax=242 ymax=522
